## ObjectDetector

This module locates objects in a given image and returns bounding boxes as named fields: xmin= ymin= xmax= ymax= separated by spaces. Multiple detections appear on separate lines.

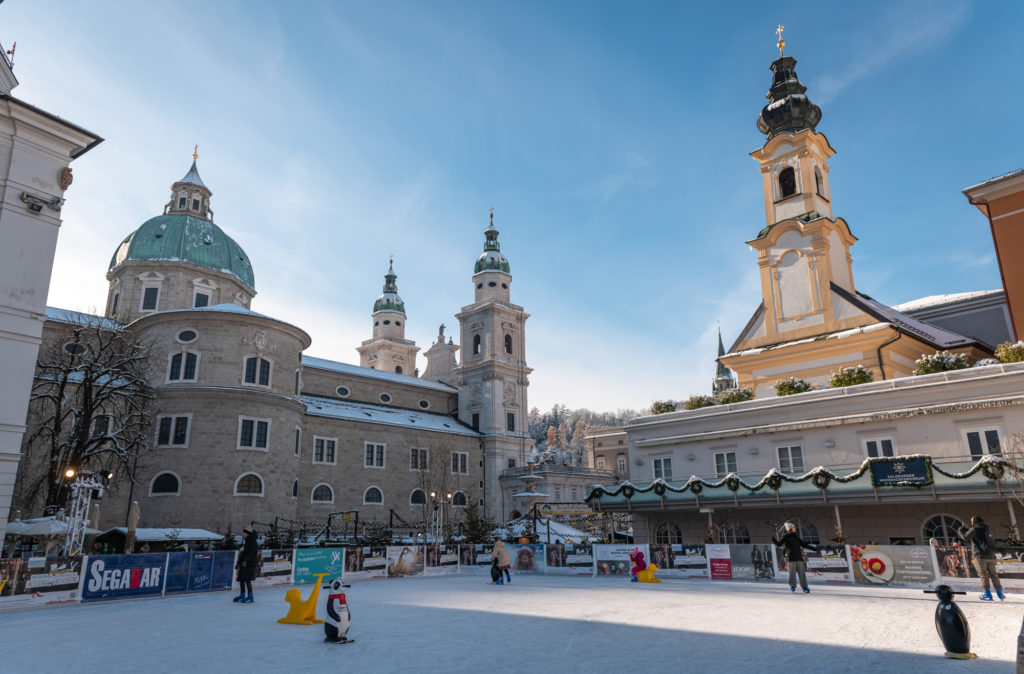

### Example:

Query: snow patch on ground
xmin=1 ymin=574 xmax=1019 ymax=672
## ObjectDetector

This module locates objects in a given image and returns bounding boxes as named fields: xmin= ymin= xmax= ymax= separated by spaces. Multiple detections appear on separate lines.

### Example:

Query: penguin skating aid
xmin=324 ymin=580 xmax=353 ymax=644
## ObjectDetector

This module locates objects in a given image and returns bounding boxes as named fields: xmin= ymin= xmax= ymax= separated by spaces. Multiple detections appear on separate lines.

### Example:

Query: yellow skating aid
xmin=637 ymin=564 xmax=661 ymax=583
xmin=277 ymin=573 xmax=329 ymax=625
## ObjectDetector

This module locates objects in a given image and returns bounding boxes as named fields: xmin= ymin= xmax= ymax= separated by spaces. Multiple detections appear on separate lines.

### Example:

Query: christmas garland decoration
xmin=585 ymin=454 xmax=1014 ymax=503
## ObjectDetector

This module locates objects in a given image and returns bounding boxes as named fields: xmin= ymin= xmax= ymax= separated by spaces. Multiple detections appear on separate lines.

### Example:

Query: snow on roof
xmin=100 ymin=527 xmax=223 ymax=541
xmin=892 ymin=290 xmax=1003 ymax=314
xmin=302 ymin=394 xmax=479 ymax=437
xmin=845 ymin=287 xmax=982 ymax=348
xmin=302 ymin=355 xmax=457 ymax=393
xmin=45 ymin=307 xmax=122 ymax=330
xmin=964 ymin=166 xmax=1024 ymax=193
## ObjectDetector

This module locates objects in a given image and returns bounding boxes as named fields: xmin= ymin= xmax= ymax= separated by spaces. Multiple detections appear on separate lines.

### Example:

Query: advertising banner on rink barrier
xmin=507 ymin=544 xmax=546 ymax=574
xmin=850 ymin=544 xmax=936 ymax=587
xmin=652 ymin=544 xmax=709 ymax=579
xmin=424 ymin=544 xmax=459 ymax=576
xmin=705 ymin=544 xmax=733 ymax=580
xmin=254 ymin=549 xmax=294 ymax=587
xmin=458 ymin=544 xmax=495 ymax=574
xmin=165 ymin=552 xmax=219 ymax=593
xmin=293 ymin=548 xmax=345 ymax=585
xmin=342 ymin=546 xmax=387 ymax=581
xmin=81 ymin=553 xmax=167 ymax=602
xmin=593 ymin=544 xmax=644 ymax=577
xmin=805 ymin=545 xmax=853 ymax=584
xmin=937 ymin=544 xmax=1024 ymax=587
xmin=0 ymin=556 xmax=84 ymax=609
xmin=386 ymin=545 xmax=425 ymax=577
xmin=545 ymin=542 xmax=595 ymax=575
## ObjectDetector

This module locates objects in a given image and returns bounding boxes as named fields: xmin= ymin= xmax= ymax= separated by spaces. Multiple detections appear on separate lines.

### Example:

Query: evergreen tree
xmin=215 ymin=526 xmax=241 ymax=550
xmin=462 ymin=501 xmax=496 ymax=543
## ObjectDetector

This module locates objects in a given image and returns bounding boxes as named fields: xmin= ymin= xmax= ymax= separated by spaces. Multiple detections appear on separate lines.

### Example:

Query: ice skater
xmin=772 ymin=522 xmax=817 ymax=593
xmin=233 ymin=527 xmax=261 ymax=603
xmin=490 ymin=540 xmax=511 ymax=584
xmin=958 ymin=516 xmax=1004 ymax=601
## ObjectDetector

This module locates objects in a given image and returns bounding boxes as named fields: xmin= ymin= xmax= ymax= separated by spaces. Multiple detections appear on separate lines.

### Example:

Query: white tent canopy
xmin=493 ymin=517 xmax=601 ymax=543
xmin=99 ymin=527 xmax=222 ymax=542
xmin=5 ymin=516 xmax=100 ymax=537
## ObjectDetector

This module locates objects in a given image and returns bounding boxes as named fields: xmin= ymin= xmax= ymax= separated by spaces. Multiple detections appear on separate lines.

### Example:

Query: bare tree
xmin=14 ymin=316 xmax=155 ymax=515
xmin=413 ymin=441 xmax=479 ymax=541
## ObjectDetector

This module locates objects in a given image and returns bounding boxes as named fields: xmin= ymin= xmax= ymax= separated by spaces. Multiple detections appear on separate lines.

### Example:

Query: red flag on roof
xmin=6 ymin=42 xmax=14 ymax=56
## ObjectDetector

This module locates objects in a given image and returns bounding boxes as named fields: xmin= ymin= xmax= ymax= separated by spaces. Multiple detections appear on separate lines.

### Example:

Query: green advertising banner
xmin=293 ymin=548 xmax=345 ymax=585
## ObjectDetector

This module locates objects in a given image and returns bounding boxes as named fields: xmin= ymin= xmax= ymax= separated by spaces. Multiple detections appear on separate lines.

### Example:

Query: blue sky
xmin=3 ymin=1 xmax=1021 ymax=412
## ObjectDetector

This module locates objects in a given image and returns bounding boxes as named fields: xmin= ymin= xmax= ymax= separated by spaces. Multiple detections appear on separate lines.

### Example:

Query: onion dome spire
xmin=373 ymin=257 xmax=406 ymax=315
xmin=474 ymin=209 xmax=511 ymax=274
xmin=756 ymin=29 xmax=822 ymax=139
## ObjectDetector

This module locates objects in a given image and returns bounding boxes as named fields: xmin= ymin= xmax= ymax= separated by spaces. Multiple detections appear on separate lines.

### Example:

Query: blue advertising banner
xmin=293 ymin=548 xmax=345 ymax=585
xmin=212 ymin=551 xmax=236 ymax=589
xmin=164 ymin=552 xmax=192 ymax=593
xmin=81 ymin=554 xmax=167 ymax=602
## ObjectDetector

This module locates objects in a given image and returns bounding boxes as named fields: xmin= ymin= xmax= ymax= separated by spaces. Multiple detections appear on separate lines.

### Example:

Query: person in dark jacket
xmin=772 ymin=522 xmax=817 ymax=593
xmin=958 ymin=516 xmax=1004 ymax=601
xmin=233 ymin=528 xmax=261 ymax=603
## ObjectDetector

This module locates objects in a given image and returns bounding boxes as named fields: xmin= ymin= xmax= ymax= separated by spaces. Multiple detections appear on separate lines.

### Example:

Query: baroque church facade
xmin=17 ymin=155 xmax=541 ymax=536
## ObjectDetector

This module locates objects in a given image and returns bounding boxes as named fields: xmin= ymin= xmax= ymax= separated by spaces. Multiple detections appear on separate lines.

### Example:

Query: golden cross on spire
xmin=389 ymin=254 xmax=393 ymax=267
xmin=776 ymin=24 xmax=785 ymax=57
xmin=192 ymin=144 xmax=199 ymax=162
xmin=489 ymin=207 xmax=494 ymax=225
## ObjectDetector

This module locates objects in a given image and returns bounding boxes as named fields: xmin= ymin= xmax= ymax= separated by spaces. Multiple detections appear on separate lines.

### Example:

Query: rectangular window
xmin=617 ymin=456 xmax=626 ymax=474
xmin=193 ymin=292 xmax=210 ymax=308
xmin=714 ymin=451 xmax=737 ymax=477
xmin=92 ymin=415 xmax=109 ymax=438
xmin=571 ymin=487 xmax=578 ymax=500
xmin=506 ymin=412 xmax=515 ymax=432
xmin=597 ymin=457 xmax=606 ymax=470
xmin=507 ymin=458 xmax=516 ymax=469
xmin=864 ymin=437 xmax=895 ymax=458
xmin=169 ymin=353 xmax=183 ymax=381
xmin=259 ymin=359 xmax=270 ymax=386
xmin=156 ymin=415 xmax=189 ymax=447
xmin=653 ymin=457 xmax=673 ymax=480
xmin=471 ymin=413 xmax=480 ymax=431
xmin=452 ymin=452 xmax=468 ymax=474
xmin=777 ymin=445 xmax=804 ymax=474
xmin=244 ymin=358 xmax=257 ymax=383
xmin=314 ymin=436 xmax=336 ymax=465
xmin=244 ymin=357 xmax=271 ymax=386
xmin=141 ymin=286 xmax=159 ymax=312
xmin=238 ymin=417 xmax=270 ymax=450
xmin=111 ymin=292 xmax=119 ymax=315
xmin=294 ymin=428 xmax=301 ymax=457
xmin=178 ymin=196 xmax=187 ymax=208
xmin=184 ymin=352 xmax=197 ymax=380
xmin=554 ymin=485 xmax=562 ymax=500
xmin=192 ymin=198 xmax=200 ymax=210
xmin=410 ymin=448 xmax=428 ymax=471
xmin=364 ymin=442 xmax=385 ymax=468
xmin=963 ymin=427 xmax=1003 ymax=459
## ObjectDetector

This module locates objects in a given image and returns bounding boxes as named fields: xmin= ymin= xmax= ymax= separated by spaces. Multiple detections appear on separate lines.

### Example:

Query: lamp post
xmin=61 ymin=468 xmax=113 ymax=556
xmin=430 ymin=491 xmax=453 ymax=545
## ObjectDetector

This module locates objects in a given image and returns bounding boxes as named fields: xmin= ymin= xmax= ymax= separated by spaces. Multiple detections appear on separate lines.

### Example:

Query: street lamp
xmin=62 ymin=469 xmax=114 ymax=556
xmin=430 ymin=491 xmax=453 ymax=545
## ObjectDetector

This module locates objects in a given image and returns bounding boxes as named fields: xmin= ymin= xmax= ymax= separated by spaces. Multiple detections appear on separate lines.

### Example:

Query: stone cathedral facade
xmin=17 ymin=158 xmax=538 ymax=535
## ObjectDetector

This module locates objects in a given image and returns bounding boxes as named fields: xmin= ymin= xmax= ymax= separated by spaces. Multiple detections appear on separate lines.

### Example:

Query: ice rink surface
xmin=2 ymin=574 xmax=1020 ymax=673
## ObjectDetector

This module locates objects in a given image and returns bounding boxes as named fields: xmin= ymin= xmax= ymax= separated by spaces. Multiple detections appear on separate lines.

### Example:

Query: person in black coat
xmin=958 ymin=516 xmax=1004 ymax=601
xmin=772 ymin=522 xmax=817 ymax=593
xmin=234 ymin=528 xmax=261 ymax=603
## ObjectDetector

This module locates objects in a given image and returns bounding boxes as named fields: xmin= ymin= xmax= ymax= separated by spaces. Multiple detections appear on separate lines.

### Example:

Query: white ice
xmin=2 ymin=574 xmax=1020 ymax=673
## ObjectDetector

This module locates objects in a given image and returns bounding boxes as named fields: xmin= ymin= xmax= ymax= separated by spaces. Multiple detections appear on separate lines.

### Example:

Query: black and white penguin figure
xmin=930 ymin=585 xmax=974 ymax=659
xmin=324 ymin=579 xmax=352 ymax=644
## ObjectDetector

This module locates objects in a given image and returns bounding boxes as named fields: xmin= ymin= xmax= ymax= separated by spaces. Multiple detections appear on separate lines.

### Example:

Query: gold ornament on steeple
xmin=776 ymin=24 xmax=785 ymax=57
xmin=489 ymin=206 xmax=494 ymax=225
xmin=192 ymin=144 xmax=199 ymax=162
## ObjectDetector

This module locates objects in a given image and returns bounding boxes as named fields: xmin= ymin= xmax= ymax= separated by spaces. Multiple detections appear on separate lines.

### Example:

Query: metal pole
xmin=1009 ymin=500 xmax=1020 ymax=539
xmin=833 ymin=503 xmax=843 ymax=536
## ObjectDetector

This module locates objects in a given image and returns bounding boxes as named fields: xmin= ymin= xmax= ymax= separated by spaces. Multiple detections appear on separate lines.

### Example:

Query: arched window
xmin=234 ymin=473 xmax=264 ymax=496
xmin=654 ymin=522 xmax=682 ymax=544
xmin=783 ymin=517 xmax=819 ymax=544
xmin=243 ymin=356 xmax=272 ymax=386
xmin=923 ymin=514 xmax=965 ymax=546
xmin=778 ymin=166 xmax=797 ymax=199
xmin=814 ymin=166 xmax=825 ymax=197
xmin=504 ymin=334 xmax=513 ymax=354
xmin=149 ymin=471 xmax=181 ymax=496
xmin=395 ymin=366 xmax=403 ymax=374
xmin=452 ymin=491 xmax=468 ymax=507
xmin=720 ymin=519 xmax=751 ymax=544
xmin=473 ymin=335 xmax=481 ymax=355
xmin=291 ymin=479 xmax=298 ymax=499
xmin=509 ymin=510 xmax=522 ymax=520
xmin=168 ymin=351 xmax=199 ymax=381
xmin=363 ymin=486 xmax=383 ymax=504
xmin=311 ymin=483 xmax=334 ymax=504
xmin=410 ymin=489 xmax=426 ymax=506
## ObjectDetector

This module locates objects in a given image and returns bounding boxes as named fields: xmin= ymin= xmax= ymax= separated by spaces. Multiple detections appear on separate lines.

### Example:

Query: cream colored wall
xmin=107 ymin=260 xmax=253 ymax=324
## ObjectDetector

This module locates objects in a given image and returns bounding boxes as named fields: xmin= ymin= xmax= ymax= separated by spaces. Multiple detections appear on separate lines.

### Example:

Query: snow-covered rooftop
xmin=45 ymin=307 xmax=122 ymax=330
xmin=99 ymin=527 xmax=223 ymax=541
xmin=892 ymin=289 xmax=1003 ymax=314
xmin=302 ymin=394 xmax=478 ymax=437
xmin=302 ymin=355 xmax=457 ymax=393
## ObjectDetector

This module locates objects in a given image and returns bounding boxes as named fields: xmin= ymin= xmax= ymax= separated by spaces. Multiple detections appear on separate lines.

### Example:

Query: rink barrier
xmin=3 ymin=542 xmax=1022 ymax=610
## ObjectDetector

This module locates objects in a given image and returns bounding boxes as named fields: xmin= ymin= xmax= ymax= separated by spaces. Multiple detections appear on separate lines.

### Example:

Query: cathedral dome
xmin=373 ymin=260 xmax=405 ymax=315
xmin=756 ymin=55 xmax=822 ymax=139
xmin=108 ymin=214 xmax=255 ymax=289
xmin=474 ymin=216 xmax=510 ymax=274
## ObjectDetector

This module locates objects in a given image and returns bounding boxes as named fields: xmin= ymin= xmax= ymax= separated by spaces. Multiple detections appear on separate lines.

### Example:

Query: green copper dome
xmin=372 ymin=261 xmax=405 ymax=315
xmin=474 ymin=217 xmax=511 ymax=274
xmin=108 ymin=214 xmax=255 ymax=289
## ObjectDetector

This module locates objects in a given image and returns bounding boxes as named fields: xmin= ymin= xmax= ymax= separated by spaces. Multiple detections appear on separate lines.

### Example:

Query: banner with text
xmin=293 ymin=548 xmax=345 ymax=585
xmin=506 ymin=544 xmax=546 ymax=575
xmin=593 ymin=544 xmax=645 ymax=577
xmin=165 ymin=552 xmax=219 ymax=593
xmin=81 ymin=553 xmax=167 ymax=602
xmin=457 ymin=544 xmax=495 ymax=574
xmin=705 ymin=544 xmax=733 ymax=580
xmin=342 ymin=546 xmax=387 ymax=581
xmin=387 ymin=546 xmax=425 ymax=577
xmin=545 ymin=543 xmax=595 ymax=575
xmin=0 ymin=556 xmax=83 ymax=609
xmin=424 ymin=544 xmax=459 ymax=576
xmin=850 ymin=544 xmax=936 ymax=587
xmin=254 ymin=549 xmax=293 ymax=587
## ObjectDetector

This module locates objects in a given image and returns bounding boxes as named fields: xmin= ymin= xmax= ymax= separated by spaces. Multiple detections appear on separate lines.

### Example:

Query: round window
xmin=501 ymin=283 xmax=508 ymax=289
xmin=383 ymin=320 xmax=391 ymax=325
xmin=476 ymin=283 xmax=483 ymax=289
xmin=374 ymin=321 xmax=379 ymax=326
xmin=488 ymin=281 xmax=497 ymax=287
xmin=336 ymin=386 xmax=350 ymax=398
xmin=395 ymin=321 xmax=401 ymax=326
xmin=418 ymin=400 xmax=430 ymax=409
xmin=63 ymin=343 xmax=86 ymax=355
xmin=379 ymin=393 xmax=392 ymax=403
xmin=177 ymin=330 xmax=197 ymax=343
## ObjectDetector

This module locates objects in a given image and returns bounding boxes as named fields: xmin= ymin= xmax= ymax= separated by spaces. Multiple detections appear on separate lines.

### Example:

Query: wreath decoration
xmin=621 ymin=485 xmax=635 ymax=499
xmin=811 ymin=471 xmax=832 ymax=490
xmin=981 ymin=461 xmax=1005 ymax=481
xmin=653 ymin=482 xmax=667 ymax=496
xmin=765 ymin=473 xmax=783 ymax=491
xmin=725 ymin=476 xmax=740 ymax=492
xmin=689 ymin=480 xmax=703 ymax=495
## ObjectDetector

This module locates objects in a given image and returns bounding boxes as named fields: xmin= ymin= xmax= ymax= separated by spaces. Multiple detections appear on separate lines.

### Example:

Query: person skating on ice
xmin=772 ymin=522 xmax=817 ymax=593
xmin=490 ymin=540 xmax=511 ymax=584
xmin=233 ymin=527 xmax=261 ymax=603
xmin=958 ymin=516 xmax=1004 ymax=601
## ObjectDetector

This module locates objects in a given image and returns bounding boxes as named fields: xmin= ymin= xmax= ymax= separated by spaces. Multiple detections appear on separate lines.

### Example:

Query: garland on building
xmin=585 ymin=454 xmax=1013 ymax=503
